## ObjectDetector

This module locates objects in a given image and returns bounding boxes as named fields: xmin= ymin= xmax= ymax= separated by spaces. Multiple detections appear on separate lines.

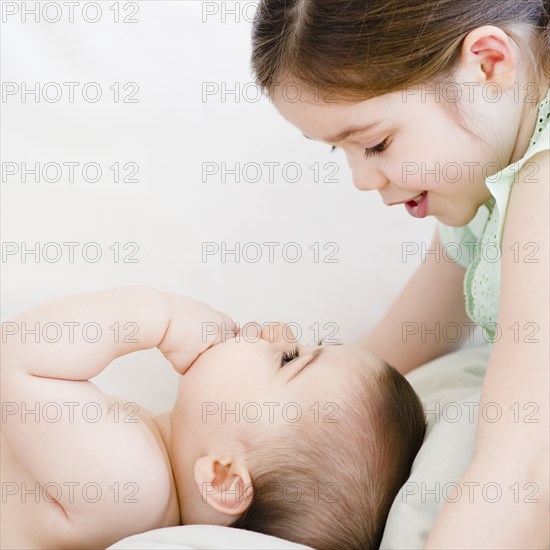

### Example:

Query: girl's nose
xmin=346 ymin=149 xmax=388 ymax=191
xmin=352 ymin=171 xmax=388 ymax=192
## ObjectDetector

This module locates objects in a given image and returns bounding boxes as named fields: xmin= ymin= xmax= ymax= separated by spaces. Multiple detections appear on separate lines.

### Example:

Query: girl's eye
xmin=364 ymin=137 xmax=390 ymax=159
xmin=280 ymin=347 xmax=299 ymax=367
xmin=330 ymin=137 xmax=390 ymax=158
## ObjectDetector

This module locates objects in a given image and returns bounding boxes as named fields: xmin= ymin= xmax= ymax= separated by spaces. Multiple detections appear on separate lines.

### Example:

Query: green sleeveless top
xmin=438 ymin=88 xmax=550 ymax=342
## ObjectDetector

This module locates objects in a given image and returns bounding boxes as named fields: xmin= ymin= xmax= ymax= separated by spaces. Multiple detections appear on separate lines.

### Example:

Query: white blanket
xmin=108 ymin=524 xmax=311 ymax=549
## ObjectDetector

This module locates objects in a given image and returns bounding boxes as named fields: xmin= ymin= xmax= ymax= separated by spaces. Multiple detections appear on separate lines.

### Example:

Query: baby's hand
xmin=158 ymin=293 xmax=236 ymax=375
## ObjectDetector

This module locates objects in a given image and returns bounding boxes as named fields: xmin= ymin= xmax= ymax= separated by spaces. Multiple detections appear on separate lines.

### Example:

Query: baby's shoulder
xmin=71 ymin=394 xmax=179 ymax=543
xmin=105 ymin=393 xmax=156 ymax=424
xmin=64 ymin=395 xmax=180 ymax=544
xmin=1 ymin=395 xmax=178 ymax=549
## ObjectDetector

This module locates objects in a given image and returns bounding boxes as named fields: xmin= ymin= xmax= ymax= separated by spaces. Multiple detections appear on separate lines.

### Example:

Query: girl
xmin=251 ymin=0 xmax=549 ymax=548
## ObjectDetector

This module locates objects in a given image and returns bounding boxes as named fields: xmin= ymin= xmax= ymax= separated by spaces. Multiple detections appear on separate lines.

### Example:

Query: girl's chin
xmin=431 ymin=202 xmax=474 ymax=227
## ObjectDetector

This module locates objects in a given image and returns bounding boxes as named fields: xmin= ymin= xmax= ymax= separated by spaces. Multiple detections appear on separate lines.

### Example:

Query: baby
xmin=1 ymin=287 xmax=426 ymax=550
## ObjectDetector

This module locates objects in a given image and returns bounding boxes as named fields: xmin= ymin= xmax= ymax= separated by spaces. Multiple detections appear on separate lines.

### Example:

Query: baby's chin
xmin=174 ymin=369 xmax=202 ymax=406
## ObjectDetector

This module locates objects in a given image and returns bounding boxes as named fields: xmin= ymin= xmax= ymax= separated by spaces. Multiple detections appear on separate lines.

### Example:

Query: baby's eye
xmin=280 ymin=346 xmax=299 ymax=367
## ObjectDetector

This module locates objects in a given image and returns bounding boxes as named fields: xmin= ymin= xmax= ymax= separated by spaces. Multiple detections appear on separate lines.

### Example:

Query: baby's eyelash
xmin=330 ymin=138 xmax=390 ymax=158
xmin=280 ymin=346 xmax=299 ymax=367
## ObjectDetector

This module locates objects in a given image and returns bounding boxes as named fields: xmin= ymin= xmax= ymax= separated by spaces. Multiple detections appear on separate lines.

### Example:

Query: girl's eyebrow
xmin=303 ymin=120 xmax=382 ymax=143
xmin=285 ymin=348 xmax=325 ymax=383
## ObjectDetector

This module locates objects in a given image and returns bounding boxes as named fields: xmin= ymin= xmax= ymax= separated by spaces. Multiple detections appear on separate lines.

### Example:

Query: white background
xmin=1 ymin=0 xmax=436 ymax=412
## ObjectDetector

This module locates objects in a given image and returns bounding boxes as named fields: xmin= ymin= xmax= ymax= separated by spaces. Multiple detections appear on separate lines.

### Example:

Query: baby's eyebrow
xmin=286 ymin=348 xmax=325 ymax=383
xmin=318 ymin=340 xmax=342 ymax=346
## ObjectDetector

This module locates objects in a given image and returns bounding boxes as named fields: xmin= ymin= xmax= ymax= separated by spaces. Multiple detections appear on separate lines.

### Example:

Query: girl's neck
xmin=508 ymin=84 xmax=548 ymax=165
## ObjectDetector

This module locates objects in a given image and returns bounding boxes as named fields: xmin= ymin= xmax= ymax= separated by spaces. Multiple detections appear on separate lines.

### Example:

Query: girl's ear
xmin=458 ymin=25 xmax=518 ymax=90
xmin=194 ymin=455 xmax=253 ymax=516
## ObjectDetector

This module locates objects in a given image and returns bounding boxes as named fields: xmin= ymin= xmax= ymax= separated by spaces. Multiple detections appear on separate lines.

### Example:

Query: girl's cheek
xmin=394 ymin=165 xmax=419 ymax=190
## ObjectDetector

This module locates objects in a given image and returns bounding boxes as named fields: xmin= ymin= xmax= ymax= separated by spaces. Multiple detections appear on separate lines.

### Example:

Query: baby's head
xmin=168 ymin=324 xmax=425 ymax=549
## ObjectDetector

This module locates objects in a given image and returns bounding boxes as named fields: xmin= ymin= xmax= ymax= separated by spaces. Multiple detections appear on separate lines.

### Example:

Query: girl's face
xmin=272 ymin=82 xmax=520 ymax=227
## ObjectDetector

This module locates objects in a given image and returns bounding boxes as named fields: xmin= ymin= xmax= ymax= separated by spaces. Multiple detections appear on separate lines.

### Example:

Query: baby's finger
xmin=239 ymin=321 xmax=265 ymax=343
xmin=213 ymin=309 xmax=237 ymax=343
xmin=260 ymin=321 xmax=298 ymax=344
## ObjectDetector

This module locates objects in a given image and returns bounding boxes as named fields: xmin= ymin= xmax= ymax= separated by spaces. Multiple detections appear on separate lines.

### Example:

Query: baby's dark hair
xmin=230 ymin=360 xmax=426 ymax=550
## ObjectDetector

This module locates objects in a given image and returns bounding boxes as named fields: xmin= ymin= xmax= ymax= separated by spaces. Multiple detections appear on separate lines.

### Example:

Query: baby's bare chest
xmin=1 ymin=397 xmax=177 ymax=549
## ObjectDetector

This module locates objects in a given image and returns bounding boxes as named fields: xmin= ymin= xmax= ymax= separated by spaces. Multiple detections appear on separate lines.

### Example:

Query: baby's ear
xmin=194 ymin=455 xmax=253 ymax=516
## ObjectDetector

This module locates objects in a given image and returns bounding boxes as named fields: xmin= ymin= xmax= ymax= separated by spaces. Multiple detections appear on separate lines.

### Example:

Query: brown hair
xmin=230 ymin=361 xmax=426 ymax=550
xmin=251 ymin=0 xmax=549 ymax=105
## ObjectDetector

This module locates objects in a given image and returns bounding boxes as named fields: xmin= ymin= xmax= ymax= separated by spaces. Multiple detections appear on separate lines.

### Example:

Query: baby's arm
xmin=0 ymin=287 xmax=233 ymax=539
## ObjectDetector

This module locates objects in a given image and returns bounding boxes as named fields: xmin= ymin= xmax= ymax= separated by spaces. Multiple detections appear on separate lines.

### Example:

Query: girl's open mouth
xmin=405 ymin=192 xmax=428 ymax=218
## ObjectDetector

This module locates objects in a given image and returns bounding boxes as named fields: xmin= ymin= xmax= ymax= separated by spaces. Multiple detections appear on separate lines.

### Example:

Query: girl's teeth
xmin=413 ymin=192 xmax=425 ymax=205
